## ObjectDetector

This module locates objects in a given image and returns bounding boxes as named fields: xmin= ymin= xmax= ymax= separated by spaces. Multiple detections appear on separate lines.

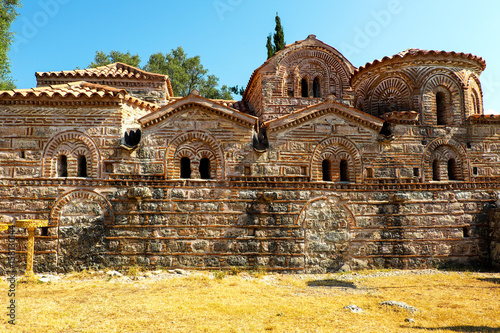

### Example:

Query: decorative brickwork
xmin=0 ymin=36 xmax=499 ymax=274
xmin=166 ymin=131 xmax=225 ymax=180
xmin=41 ymin=130 xmax=100 ymax=179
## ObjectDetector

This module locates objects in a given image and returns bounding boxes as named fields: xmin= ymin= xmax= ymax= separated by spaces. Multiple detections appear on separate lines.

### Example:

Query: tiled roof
xmin=36 ymin=62 xmax=174 ymax=98
xmin=353 ymin=49 xmax=486 ymax=79
xmin=264 ymin=98 xmax=384 ymax=132
xmin=36 ymin=62 xmax=168 ymax=81
xmin=468 ymin=114 xmax=500 ymax=123
xmin=380 ymin=111 xmax=419 ymax=124
xmin=211 ymin=99 xmax=249 ymax=112
xmin=139 ymin=92 xmax=257 ymax=128
xmin=0 ymin=81 xmax=158 ymax=111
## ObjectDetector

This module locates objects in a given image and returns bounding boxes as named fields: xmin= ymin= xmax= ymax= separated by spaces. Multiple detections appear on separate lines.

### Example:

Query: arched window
xmin=447 ymin=158 xmax=457 ymax=180
xmin=313 ymin=77 xmax=321 ymax=98
xmin=77 ymin=155 xmax=87 ymax=177
xmin=340 ymin=159 xmax=349 ymax=182
xmin=199 ymin=158 xmax=211 ymax=180
xmin=301 ymin=78 xmax=309 ymax=97
xmin=57 ymin=155 xmax=68 ymax=177
xmin=432 ymin=159 xmax=440 ymax=181
xmin=180 ymin=157 xmax=191 ymax=179
xmin=322 ymin=159 xmax=331 ymax=181
xmin=436 ymin=91 xmax=447 ymax=125
xmin=472 ymin=91 xmax=480 ymax=114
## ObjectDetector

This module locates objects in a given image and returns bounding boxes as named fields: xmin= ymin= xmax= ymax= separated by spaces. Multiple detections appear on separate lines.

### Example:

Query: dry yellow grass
xmin=1 ymin=269 xmax=499 ymax=332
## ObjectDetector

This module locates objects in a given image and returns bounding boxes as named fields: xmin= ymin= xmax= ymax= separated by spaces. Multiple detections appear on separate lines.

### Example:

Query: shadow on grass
xmin=477 ymin=277 xmax=500 ymax=285
xmin=306 ymin=279 xmax=356 ymax=289
xmin=413 ymin=326 xmax=500 ymax=332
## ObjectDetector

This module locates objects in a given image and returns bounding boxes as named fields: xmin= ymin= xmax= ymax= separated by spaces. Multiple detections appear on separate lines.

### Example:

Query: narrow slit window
xmin=413 ymin=168 xmax=420 ymax=177
xmin=77 ymin=155 xmax=87 ymax=177
xmin=436 ymin=91 xmax=447 ymax=125
xmin=340 ymin=159 xmax=349 ymax=182
xmin=447 ymin=158 xmax=457 ymax=180
xmin=313 ymin=77 xmax=320 ymax=98
xmin=57 ymin=155 xmax=68 ymax=177
xmin=432 ymin=159 xmax=439 ymax=181
xmin=301 ymin=78 xmax=309 ymax=97
xmin=180 ymin=157 xmax=191 ymax=179
xmin=472 ymin=91 xmax=480 ymax=114
xmin=40 ymin=227 xmax=49 ymax=237
xmin=366 ymin=168 xmax=374 ymax=178
xmin=322 ymin=159 xmax=331 ymax=181
xmin=199 ymin=158 xmax=211 ymax=180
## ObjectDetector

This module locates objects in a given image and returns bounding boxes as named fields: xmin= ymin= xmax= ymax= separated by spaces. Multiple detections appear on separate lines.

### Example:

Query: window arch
xmin=180 ymin=157 xmax=191 ymax=179
xmin=57 ymin=155 xmax=68 ymax=177
xmin=166 ymin=131 xmax=225 ymax=180
xmin=311 ymin=136 xmax=363 ymax=183
xmin=472 ymin=90 xmax=481 ymax=114
xmin=199 ymin=157 xmax=211 ymax=180
xmin=423 ymin=139 xmax=470 ymax=182
xmin=322 ymin=159 xmax=331 ymax=181
xmin=77 ymin=155 xmax=87 ymax=177
xmin=422 ymin=73 xmax=461 ymax=126
xmin=313 ymin=77 xmax=321 ymax=98
xmin=301 ymin=78 xmax=309 ymax=97
xmin=340 ymin=159 xmax=349 ymax=182
xmin=42 ymin=131 xmax=100 ymax=178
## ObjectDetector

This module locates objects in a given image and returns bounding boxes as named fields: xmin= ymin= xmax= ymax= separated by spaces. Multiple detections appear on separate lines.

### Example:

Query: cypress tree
xmin=273 ymin=13 xmax=285 ymax=53
xmin=266 ymin=34 xmax=274 ymax=59
xmin=265 ymin=13 xmax=285 ymax=59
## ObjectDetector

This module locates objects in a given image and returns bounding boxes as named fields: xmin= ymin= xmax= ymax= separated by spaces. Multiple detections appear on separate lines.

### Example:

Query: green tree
xmin=229 ymin=85 xmax=245 ymax=96
xmin=145 ymin=46 xmax=232 ymax=99
xmin=0 ymin=0 xmax=20 ymax=90
xmin=265 ymin=13 xmax=285 ymax=59
xmin=266 ymin=33 xmax=274 ymax=60
xmin=273 ymin=13 xmax=285 ymax=53
xmin=89 ymin=50 xmax=141 ymax=68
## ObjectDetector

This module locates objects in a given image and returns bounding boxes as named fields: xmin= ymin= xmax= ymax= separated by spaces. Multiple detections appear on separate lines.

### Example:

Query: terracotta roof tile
xmin=380 ymin=111 xmax=419 ymax=124
xmin=353 ymin=49 xmax=486 ymax=79
xmin=468 ymin=114 xmax=500 ymax=123
xmin=36 ymin=62 xmax=168 ymax=81
xmin=0 ymin=81 xmax=158 ymax=111
xmin=138 ymin=93 xmax=257 ymax=128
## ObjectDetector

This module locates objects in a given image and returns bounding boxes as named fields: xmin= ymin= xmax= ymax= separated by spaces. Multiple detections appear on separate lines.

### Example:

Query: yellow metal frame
xmin=16 ymin=219 xmax=49 ymax=282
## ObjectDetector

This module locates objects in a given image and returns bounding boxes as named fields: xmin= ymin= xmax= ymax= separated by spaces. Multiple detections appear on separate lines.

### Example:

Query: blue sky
xmin=8 ymin=0 xmax=500 ymax=113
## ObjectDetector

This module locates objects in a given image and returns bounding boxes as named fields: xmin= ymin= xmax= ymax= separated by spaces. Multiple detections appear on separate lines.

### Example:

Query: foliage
xmin=89 ymin=47 xmax=234 ymax=99
xmin=0 ymin=0 xmax=20 ymax=89
xmin=229 ymin=85 xmax=245 ymax=96
xmin=266 ymin=33 xmax=274 ymax=59
xmin=266 ymin=12 xmax=285 ymax=59
xmin=144 ymin=46 xmax=232 ymax=99
xmin=273 ymin=13 xmax=285 ymax=53
xmin=89 ymin=50 xmax=141 ymax=68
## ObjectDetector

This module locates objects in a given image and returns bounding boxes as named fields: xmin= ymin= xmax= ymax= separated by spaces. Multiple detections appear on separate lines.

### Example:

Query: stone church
xmin=1 ymin=35 xmax=500 ymax=273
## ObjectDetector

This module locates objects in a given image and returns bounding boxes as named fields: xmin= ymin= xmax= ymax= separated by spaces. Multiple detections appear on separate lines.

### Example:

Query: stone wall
xmin=0 ymin=179 xmax=495 ymax=274
xmin=489 ymin=208 xmax=500 ymax=270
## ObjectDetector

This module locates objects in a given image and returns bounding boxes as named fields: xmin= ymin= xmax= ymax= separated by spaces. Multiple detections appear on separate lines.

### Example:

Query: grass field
xmin=1 ymin=269 xmax=499 ymax=332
